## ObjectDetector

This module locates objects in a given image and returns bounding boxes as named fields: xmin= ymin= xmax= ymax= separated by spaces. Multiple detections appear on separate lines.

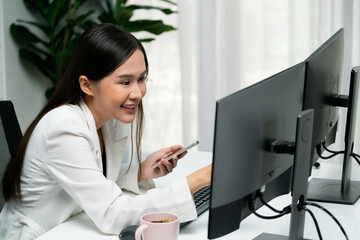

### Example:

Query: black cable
xmin=351 ymin=153 xmax=360 ymax=165
xmin=250 ymin=206 xmax=290 ymax=220
xmin=304 ymin=202 xmax=349 ymax=240
xmin=259 ymin=196 xmax=282 ymax=213
xmin=252 ymin=193 xmax=348 ymax=239
xmin=257 ymin=192 xmax=289 ymax=214
xmin=302 ymin=206 xmax=323 ymax=240
xmin=317 ymin=141 xmax=360 ymax=166
xmin=248 ymin=197 xmax=291 ymax=220
xmin=319 ymin=141 xmax=360 ymax=165
xmin=317 ymin=143 xmax=345 ymax=159
xmin=322 ymin=142 xmax=344 ymax=155
xmin=255 ymin=198 xmax=323 ymax=239
xmin=317 ymin=146 xmax=341 ymax=159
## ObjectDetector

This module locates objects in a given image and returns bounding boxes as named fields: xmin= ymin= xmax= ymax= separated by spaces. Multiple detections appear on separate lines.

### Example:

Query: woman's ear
xmin=79 ymin=75 xmax=94 ymax=96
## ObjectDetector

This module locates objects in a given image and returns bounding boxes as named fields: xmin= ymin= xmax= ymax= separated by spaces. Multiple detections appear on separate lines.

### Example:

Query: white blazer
xmin=0 ymin=100 xmax=196 ymax=240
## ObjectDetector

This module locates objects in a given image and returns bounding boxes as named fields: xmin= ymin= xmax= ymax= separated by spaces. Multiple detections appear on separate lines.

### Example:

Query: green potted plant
xmin=10 ymin=0 xmax=177 ymax=99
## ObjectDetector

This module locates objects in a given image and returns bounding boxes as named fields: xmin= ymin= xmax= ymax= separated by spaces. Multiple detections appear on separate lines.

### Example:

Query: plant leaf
xmin=80 ymin=20 xmax=97 ymax=30
xmin=10 ymin=24 xmax=43 ymax=43
xmin=19 ymin=48 xmax=56 ymax=82
xmin=126 ymin=5 xmax=177 ymax=15
xmin=122 ymin=20 xmax=176 ymax=35
xmin=115 ymin=9 xmax=133 ymax=23
xmin=47 ymin=0 xmax=68 ymax=27
xmin=53 ymin=27 xmax=67 ymax=49
xmin=74 ymin=0 xmax=88 ymax=10
xmin=17 ymin=19 xmax=51 ymax=36
xmin=94 ymin=0 xmax=114 ymax=16
xmin=25 ymin=43 xmax=51 ymax=59
xmin=114 ymin=0 xmax=124 ymax=22
xmin=97 ymin=12 xmax=116 ymax=24
xmin=138 ymin=38 xmax=156 ymax=42
xmin=23 ymin=0 xmax=50 ymax=17
xmin=74 ymin=10 xmax=95 ymax=24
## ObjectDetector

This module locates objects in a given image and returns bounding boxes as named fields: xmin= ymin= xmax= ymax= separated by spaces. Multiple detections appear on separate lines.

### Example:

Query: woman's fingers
xmin=177 ymin=151 xmax=187 ymax=159
xmin=157 ymin=155 xmax=179 ymax=174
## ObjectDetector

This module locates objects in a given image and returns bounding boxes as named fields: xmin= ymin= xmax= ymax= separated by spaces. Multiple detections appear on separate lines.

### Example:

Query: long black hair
xmin=2 ymin=23 xmax=148 ymax=201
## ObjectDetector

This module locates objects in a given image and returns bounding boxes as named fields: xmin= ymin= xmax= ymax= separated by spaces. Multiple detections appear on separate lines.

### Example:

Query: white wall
xmin=1 ymin=0 xmax=51 ymax=132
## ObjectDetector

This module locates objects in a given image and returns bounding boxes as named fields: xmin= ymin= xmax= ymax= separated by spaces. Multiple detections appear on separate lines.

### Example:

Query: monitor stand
xmin=254 ymin=109 xmax=314 ymax=240
xmin=307 ymin=178 xmax=360 ymax=204
xmin=254 ymin=233 xmax=309 ymax=240
xmin=308 ymin=66 xmax=360 ymax=205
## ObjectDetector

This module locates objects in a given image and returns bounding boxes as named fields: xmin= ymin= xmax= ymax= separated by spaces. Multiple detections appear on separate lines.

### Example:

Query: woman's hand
xmin=138 ymin=145 xmax=187 ymax=181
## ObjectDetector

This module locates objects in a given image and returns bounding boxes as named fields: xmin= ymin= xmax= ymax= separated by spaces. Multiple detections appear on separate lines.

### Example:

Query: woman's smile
xmin=121 ymin=104 xmax=137 ymax=113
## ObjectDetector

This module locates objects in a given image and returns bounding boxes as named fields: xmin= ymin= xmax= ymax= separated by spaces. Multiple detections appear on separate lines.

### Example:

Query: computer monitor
xmin=303 ymin=28 xmax=344 ymax=166
xmin=208 ymin=62 xmax=312 ymax=239
xmin=340 ymin=66 xmax=360 ymax=198
xmin=304 ymin=28 xmax=360 ymax=204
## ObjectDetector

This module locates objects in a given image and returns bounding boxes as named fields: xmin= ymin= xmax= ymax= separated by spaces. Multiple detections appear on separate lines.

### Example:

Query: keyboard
xmin=180 ymin=185 xmax=211 ymax=228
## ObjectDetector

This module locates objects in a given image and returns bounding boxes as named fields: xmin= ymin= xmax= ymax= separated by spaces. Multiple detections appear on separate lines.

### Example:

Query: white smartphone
xmin=151 ymin=140 xmax=200 ymax=169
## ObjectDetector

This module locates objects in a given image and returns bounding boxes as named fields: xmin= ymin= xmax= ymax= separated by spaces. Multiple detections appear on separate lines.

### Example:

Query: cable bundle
xmin=248 ymin=191 xmax=349 ymax=240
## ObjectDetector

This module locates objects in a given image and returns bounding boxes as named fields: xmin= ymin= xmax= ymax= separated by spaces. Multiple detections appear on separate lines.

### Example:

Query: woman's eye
xmin=138 ymin=76 xmax=148 ymax=83
xmin=120 ymin=81 xmax=130 ymax=86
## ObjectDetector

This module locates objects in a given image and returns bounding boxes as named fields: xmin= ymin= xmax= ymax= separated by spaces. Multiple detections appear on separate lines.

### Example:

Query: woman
xmin=0 ymin=23 xmax=211 ymax=239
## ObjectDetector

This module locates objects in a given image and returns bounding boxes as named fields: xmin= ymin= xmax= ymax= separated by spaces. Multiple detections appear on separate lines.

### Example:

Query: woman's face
xmin=87 ymin=49 xmax=147 ymax=127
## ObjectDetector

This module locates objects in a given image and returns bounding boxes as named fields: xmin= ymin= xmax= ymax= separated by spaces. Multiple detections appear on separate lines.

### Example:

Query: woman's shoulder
xmin=45 ymin=103 xmax=82 ymax=120
xmin=38 ymin=104 xmax=88 ymax=133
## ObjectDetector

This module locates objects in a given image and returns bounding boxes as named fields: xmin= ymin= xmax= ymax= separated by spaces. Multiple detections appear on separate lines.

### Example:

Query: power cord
xmin=350 ymin=152 xmax=360 ymax=164
xmin=302 ymin=206 xmax=322 ymax=240
xmin=316 ymin=142 xmax=344 ymax=159
xmin=248 ymin=194 xmax=291 ymax=220
xmin=257 ymin=192 xmax=290 ymax=214
xmin=303 ymin=202 xmax=349 ymax=240
xmin=253 ymin=192 xmax=349 ymax=240
xmin=317 ymin=141 xmax=360 ymax=165
xmin=321 ymin=142 xmax=344 ymax=155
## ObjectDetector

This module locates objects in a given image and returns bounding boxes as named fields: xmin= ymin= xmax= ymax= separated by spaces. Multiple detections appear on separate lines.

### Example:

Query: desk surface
xmin=36 ymin=151 xmax=360 ymax=240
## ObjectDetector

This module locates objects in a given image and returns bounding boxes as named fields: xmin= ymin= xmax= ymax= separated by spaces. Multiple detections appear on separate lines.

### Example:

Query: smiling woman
xmin=80 ymin=49 xmax=148 ymax=127
xmin=0 ymin=23 xmax=212 ymax=240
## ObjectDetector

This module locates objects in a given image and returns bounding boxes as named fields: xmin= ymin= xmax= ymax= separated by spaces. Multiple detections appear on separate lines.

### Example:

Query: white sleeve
xmin=43 ymin=116 xmax=196 ymax=234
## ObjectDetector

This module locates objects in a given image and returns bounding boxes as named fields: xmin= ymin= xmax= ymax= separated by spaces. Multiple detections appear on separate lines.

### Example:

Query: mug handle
xmin=135 ymin=224 xmax=148 ymax=240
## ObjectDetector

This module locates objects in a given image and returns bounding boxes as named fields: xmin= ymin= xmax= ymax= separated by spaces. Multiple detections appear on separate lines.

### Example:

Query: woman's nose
xmin=129 ymin=83 xmax=143 ymax=99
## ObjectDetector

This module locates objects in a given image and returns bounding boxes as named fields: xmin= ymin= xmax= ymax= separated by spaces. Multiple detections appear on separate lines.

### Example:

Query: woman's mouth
xmin=121 ymin=104 xmax=136 ymax=113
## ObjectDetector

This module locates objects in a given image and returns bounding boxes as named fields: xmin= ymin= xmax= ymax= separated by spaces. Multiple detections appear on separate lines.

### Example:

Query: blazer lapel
xmin=79 ymin=100 xmax=102 ymax=169
xmin=102 ymin=120 xmax=129 ymax=181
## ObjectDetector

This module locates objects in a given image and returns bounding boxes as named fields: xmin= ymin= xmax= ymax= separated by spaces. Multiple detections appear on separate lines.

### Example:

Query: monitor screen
xmin=208 ymin=62 xmax=305 ymax=239
xmin=302 ymin=29 xmax=360 ymax=204
xmin=303 ymin=28 xmax=344 ymax=167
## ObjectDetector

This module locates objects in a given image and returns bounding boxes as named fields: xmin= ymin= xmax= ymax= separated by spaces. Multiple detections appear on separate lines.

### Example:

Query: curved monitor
xmin=304 ymin=29 xmax=360 ymax=204
xmin=303 ymin=28 xmax=344 ymax=166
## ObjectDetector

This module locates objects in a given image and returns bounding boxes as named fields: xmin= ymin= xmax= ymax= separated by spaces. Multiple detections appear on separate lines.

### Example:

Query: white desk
xmin=36 ymin=151 xmax=360 ymax=240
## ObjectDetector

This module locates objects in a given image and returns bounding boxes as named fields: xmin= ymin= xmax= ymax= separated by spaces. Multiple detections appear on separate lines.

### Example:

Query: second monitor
xmin=208 ymin=62 xmax=307 ymax=239
xmin=304 ymin=28 xmax=360 ymax=204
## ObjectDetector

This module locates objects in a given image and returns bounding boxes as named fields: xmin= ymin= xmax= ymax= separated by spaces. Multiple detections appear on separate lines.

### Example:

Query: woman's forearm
xmin=186 ymin=164 xmax=212 ymax=195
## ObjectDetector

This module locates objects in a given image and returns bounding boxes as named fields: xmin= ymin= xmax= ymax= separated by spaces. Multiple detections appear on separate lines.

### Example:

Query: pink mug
xmin=135 ymin=212 xmax=180 ymax=240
